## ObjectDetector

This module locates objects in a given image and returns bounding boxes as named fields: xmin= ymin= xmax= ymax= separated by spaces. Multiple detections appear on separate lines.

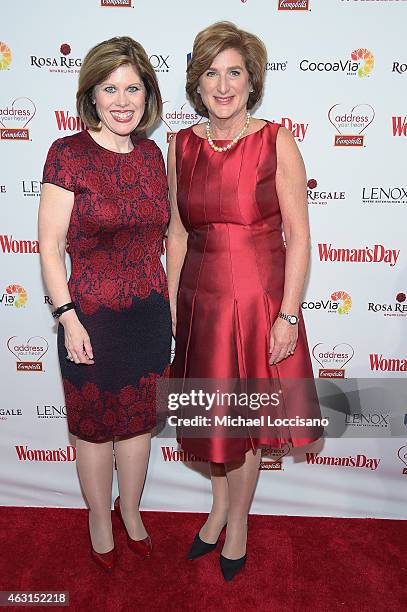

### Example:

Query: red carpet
xmin=0 ymin=508 xmax=406 ymax=612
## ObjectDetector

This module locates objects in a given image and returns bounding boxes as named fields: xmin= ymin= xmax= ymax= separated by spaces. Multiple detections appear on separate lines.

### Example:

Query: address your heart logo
xmin=0 ymin=97 xmax=37 ymax=140
xmin=312 ymin=342 xmax=354 ymax=378
xmin=328 ymin=103 xmax=375 ymax=147
xmin=7 ymin=335 xmax=49 ymax=372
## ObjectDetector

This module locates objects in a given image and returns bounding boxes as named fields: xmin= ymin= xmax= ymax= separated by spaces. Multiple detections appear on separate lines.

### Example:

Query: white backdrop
xmin=1 ymin=0 xmax=407 ymax=519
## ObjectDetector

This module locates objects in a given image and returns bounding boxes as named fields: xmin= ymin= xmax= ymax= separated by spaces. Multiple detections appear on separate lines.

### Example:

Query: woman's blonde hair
xmin=186 ymin=22 xmax=267 ymax=117
xmin=77 ymin=36 xmax=162 ymax=132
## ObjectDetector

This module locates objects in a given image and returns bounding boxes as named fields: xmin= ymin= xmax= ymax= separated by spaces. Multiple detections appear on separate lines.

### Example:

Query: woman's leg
xmin=76 ymin=438 xmax=114 ymax=554
xmin=114 ymin=431 xmax=151 ymax=540
xmin=222 ymin=448 xmax=261 ymax=559
xmin=198 ymin=462 xmax=229 ymax=543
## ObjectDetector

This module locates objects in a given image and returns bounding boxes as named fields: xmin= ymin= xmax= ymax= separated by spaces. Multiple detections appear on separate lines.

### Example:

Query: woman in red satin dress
xmin=167 ymin=22 xmax=323 ymax=581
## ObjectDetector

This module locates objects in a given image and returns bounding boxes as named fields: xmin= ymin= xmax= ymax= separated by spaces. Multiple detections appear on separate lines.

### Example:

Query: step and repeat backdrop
xmin=1 ymin=0 xmax=406 ymax=518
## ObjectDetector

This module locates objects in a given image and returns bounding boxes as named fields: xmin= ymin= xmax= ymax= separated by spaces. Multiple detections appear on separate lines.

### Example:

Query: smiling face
xmin=93 ymin=63 xmax=146 ymax=136
xmin=198 ymin=47 xmax=251 ymax=121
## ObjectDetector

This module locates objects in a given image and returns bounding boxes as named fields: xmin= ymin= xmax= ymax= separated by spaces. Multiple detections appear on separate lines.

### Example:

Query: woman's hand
xmin=269 ymin=317 xmax=298 ymax=365
xmin=60 ymin=310 xmax=95 ymax=365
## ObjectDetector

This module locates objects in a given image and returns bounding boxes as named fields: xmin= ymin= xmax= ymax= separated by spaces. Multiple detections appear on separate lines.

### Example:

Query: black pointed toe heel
xmin=187 ymin=532 xmax=218 ymax=560
xmin=220 ymin=553 xmax=247 ymax=581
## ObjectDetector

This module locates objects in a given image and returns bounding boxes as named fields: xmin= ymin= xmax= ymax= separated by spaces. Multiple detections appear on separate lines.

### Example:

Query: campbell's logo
xmin=0 ymin=97 xmax=36 ymax=140
xmin=30 ymin=43 xmax=81 ymax=74
xmin=0 ymin=234 xmax=39 ymax=254
xmin=101 ymin=0 xmax=132 ymax=5
xmin=15 ymin=445 xmax=76 ymax=461
xmin=368 ymin=292 xmax=407 ymax=318
xmin=0 ymin=284 xmax=27 ymax=308
xmin=307 ymin=178 xmax=346 ymax=206
xmin=328 ymin=103 xmax=375 ymax=146
xmin=161 ymin=446 xmax=206 ymax=462
xmin=260 ymin=444 xmax=290 ymax=470
xmin=362 ymin=186 xmax=407 ymax=205
xmin=302 ymin=290 xmax=352 ymax=315
xmin=300 ymin=49 xmax=374 ymax=78
xmin=306 ymin=452 xmax=380 ymax=470
xmin=369 ymin=354 xmax=407 ymax=372
xmin=0 ymin=42 xmax=12 ymax=70
xmin=278 ymin=0 xmax=309 ymax=9
xmin=312 ymin=342 xmax=354 ymax=378
xmin=7 ymin=335 xmax=49 ymax=372
xmin=318 ymin=243 xmax=399 ymax=267
xmin=392 ymin=116 xmax=407 ymax=137
xmin=55 ymin=110 xmax=86 ymax=132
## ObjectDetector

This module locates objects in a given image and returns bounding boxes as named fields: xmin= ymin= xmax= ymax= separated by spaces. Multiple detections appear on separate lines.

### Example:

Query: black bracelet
xmin=52 ymin=302 xmax=76 ymax=319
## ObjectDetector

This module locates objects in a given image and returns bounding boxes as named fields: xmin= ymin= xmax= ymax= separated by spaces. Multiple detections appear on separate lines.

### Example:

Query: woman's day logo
xmin=328 ymin=104 xmax=375 ymax=147
xmin=0 ymin=98 xmax=36 ymax=140
xmin=0 ymin=42 xmax=11 ymax=70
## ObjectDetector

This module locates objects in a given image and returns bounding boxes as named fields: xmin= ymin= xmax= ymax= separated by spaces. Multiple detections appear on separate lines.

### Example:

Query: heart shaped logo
xmin=312 ymin=342 xmax=354 ymax=370
xmin=261 ymin=442 xmax=291 ymax=463
xmin=328 ymin=103 xmax=375 ymax=135
xmin=0 ymin=97 xmax=37 ymax=129
xmin=7 ymin=335 xmax=49 ymax=361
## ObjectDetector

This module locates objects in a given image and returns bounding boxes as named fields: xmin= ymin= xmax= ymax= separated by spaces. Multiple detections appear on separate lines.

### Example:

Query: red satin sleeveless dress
xmin=171 ymin=121 xmax=323 ymax=462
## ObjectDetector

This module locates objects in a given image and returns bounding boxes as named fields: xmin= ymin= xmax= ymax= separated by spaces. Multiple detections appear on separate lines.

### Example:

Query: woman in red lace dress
xmin=38 ymin=37 xmax=171 ymax=571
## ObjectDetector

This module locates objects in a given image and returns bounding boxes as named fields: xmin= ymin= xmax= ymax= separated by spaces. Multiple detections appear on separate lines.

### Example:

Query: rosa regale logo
xmin=351 ymin=48 xmax=374 ymax=78
xmin=30 ymin=43 xmax=81 ymax=74
xmin=328 ymin=103 xmax=375 ymax=147
xmin=331 ymin=291 xmax=352 ymax=315
xmin=307 ymin=178 xmax=346 ymax=206
xmin=0 ymin=97 xmax=36 ymax=140
xmin=1 ymin=284 xmax=28 ymax=308
xmin=0 ymin=42 xmax=11 ymax=70
xmin=100 ymin=0 xmax=132 ymax=5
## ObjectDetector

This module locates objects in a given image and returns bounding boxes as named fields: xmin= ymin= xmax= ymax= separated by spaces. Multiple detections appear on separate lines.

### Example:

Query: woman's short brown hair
xmin=77 ymin=36 xmax=162 ymax=133
xmin=186 ymin=22 xmax=267 ymax=118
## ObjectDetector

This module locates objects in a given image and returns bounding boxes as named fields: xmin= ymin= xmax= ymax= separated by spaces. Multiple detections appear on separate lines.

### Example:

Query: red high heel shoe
xmin=91 ymin=547 xmax=116 ymax=572
xmin=114 ymin=496 xmax=152 ymax=558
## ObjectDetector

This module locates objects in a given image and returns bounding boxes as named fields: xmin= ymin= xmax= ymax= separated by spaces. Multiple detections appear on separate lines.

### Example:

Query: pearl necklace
xmin=206 ymin=112 xmax=251 ymax=153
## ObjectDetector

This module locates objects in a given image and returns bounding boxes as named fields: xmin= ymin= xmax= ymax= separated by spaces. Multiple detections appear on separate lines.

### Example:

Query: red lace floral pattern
xmin=63 ymin=365 xmax=170 ymax=441
xmin=43 ymin=131 xmax=170 ymax=314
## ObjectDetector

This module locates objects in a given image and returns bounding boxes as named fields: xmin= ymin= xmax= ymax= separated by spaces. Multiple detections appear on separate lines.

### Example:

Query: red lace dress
xmin=43 ymin=130 xmax=171 ymax=442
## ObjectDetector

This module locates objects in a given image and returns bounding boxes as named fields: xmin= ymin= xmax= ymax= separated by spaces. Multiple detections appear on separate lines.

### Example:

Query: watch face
xmin=289 ymin=315 xmax=298 ymax=324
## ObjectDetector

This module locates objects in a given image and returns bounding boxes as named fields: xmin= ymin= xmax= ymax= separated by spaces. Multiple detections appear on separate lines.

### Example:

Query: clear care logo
xmin=0 ymin=97 xmax=36 ymax=141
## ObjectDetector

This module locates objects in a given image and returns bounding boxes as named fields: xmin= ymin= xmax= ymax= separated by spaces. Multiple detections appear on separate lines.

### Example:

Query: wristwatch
xmin=278 ymin=311 xmax=299 ymax=325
